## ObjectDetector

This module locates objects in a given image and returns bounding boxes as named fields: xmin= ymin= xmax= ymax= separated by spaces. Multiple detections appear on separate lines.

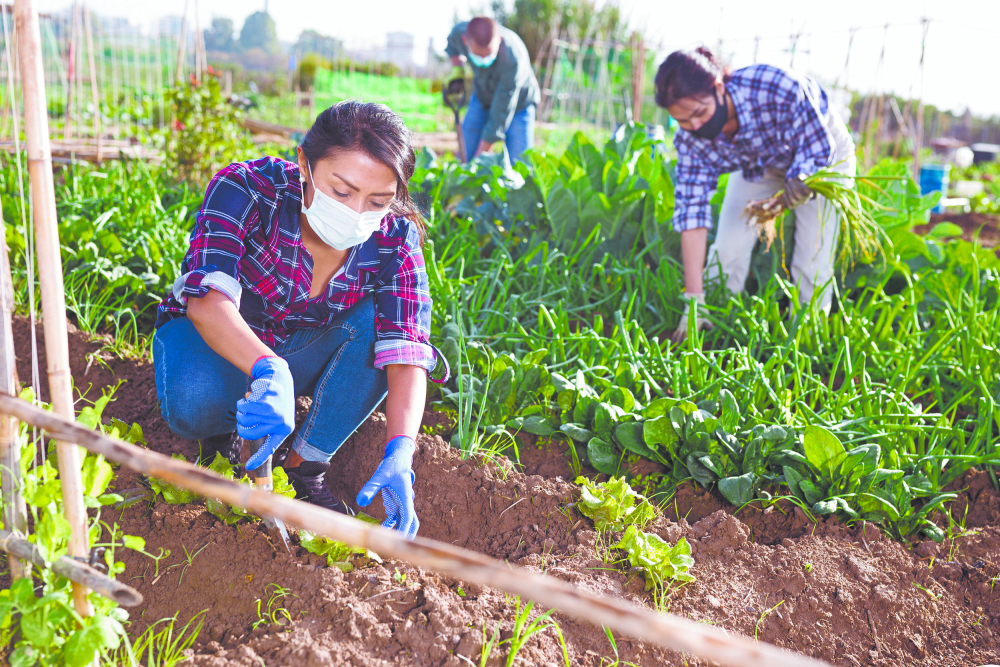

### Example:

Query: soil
xmin=916 ymin=211 xmax=1000 ymax=248
xmin=12 ymin=316 xmax=1000 ymax=666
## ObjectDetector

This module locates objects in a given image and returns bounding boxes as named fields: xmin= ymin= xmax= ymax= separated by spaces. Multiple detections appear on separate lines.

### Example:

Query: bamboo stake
xmin=82 ymin=4 xmax=100 ymax=163
xmin=630 ymin=32 xmax=645 ymax=125
xmin=0 ymin=207 xmax=27 ymax=581
xmin=61 ymin=0 xmax=77 ymax=142
xmin=174 ymin=0 xmax=187 ymax=84
xmin=0 ymin=528 xmax=142 ymax=605
xmin=0 ymin=393 xmax=830 ymax=667
xmin=13 ymin=0 xmax=93 ymax=617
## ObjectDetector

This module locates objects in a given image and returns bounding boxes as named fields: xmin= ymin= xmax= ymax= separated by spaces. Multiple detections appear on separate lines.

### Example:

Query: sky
xmin=32 ymin=0 xmax=1000 ymax=117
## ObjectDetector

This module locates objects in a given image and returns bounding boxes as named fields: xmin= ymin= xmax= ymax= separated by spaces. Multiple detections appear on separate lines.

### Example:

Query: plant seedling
xmin=252 ymin=583 xmax=297 ymax=630
xmin=502 ymin=596 xmax=570 ymax=667
xmin=754 ymin=600 xmax=784 ymax=641
xmin=177 ymin=543 xmax=210 ymax=587
xmin=803 ymin=562 xmax=813 ymax=573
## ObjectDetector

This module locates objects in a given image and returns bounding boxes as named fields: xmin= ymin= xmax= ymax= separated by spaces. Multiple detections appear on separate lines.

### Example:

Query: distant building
xmin=386 ymin=31 xmax=414 ymax=68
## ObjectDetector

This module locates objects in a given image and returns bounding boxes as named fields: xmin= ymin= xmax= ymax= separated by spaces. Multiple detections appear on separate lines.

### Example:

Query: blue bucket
xmin=919 ymin=164 xmax=951 ymax=214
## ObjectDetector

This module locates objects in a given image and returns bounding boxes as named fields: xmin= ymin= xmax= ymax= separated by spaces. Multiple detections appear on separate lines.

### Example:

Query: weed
xmin=912 ymin=582 xmax=942 ymax=600
xmin=252 ymin=583 xmax=297 ymax=630
xmin=754 ymin=599 xmax=784 ymax=641
xmin=114 ymin=611 xmax=206 ymax=667
xmin=503 ymin=596 xmax=570 ymax=667
xmin=177 ymin=543 xmax=210 ymax=587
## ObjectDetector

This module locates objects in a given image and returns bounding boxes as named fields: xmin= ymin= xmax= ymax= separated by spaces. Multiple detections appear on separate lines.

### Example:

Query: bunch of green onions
xmin=743 ymin=169 xmax=889 ymax=270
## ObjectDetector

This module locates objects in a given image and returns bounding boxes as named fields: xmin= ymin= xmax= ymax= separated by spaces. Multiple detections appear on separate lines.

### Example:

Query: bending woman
xmin=654 ymin=48 xmax=855 ymax=341
xmin=153 ymin=101 xmax=446 ymax=537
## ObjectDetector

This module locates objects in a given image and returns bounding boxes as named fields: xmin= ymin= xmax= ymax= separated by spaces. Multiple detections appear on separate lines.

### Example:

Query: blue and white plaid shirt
xmin=672 ymin=64 xmax=842 ymax=232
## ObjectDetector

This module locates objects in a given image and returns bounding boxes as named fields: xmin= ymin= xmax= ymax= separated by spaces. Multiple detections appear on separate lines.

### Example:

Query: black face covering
xmin=691 ymin=90 xmax=729 ymax=140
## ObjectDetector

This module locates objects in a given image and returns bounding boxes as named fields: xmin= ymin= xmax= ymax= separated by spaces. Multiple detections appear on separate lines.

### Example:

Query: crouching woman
xmin=152 ymin=101 xmax=447 ymax=538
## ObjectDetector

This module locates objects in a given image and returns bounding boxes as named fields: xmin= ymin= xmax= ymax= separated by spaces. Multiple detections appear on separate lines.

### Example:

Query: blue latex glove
xmin=356 ymin=436 xmax=418 ymax=538
xmin=238 ymin=356 xmax=295 ymax=471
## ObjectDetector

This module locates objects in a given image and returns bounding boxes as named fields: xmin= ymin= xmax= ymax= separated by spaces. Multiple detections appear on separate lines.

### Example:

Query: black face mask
xmin=691 ymin=90 xmax=729 ymax=140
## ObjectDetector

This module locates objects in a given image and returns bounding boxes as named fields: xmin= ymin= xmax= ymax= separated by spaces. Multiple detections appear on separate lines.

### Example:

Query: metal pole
xmin=14 ymin=0 xmax=93 ymax=617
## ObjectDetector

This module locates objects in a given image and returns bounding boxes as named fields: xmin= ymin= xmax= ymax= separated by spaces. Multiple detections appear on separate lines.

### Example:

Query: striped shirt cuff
xmin=171 ymin=270 xmax=242 ymax=308
xmin=374 ymin=340 xmax=449 ymax=383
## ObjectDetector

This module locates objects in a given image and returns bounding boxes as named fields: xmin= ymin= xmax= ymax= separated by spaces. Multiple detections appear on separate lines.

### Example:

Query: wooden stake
xmin=62 ymin=0 xmax=78 ymax=142
xmin=0 ymin=528 xmax=142 ymax=605
xmin=82 ymin=3 xmax=101 ymax=163
xmin=0 ymin=207 xmax=27 ymax=581
xmin=0 ymin=393 xmax=831 ymax=667
xmin=630 ymin=32 xmax=645 ymax=125
xmin=13 ymin=0 xmax=93 ymax=617
xmin=174 ymin=0 xmax=188 ymax=84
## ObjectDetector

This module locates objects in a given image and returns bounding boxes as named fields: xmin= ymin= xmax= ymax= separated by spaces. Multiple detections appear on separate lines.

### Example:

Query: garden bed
xmin=14 ymin=317 xmax=1000 ymax=667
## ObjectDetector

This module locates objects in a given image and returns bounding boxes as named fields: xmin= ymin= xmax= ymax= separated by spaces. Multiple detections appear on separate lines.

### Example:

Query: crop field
xmin=2 ymin=65 xmax=1000 ymax=667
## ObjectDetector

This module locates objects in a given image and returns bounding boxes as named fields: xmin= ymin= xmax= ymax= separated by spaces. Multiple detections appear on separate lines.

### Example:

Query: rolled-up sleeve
xmin=172 ymin=165 xmax=256 ymax=307
xmin=373 ymin=222 xmax=438 ymax=376
xmin=672 ymin=140 xmax=721 ymax=232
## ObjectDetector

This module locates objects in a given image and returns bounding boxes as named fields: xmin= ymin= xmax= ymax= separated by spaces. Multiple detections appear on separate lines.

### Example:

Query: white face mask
xmin=300 ymin=162 xmax=385 ymax=251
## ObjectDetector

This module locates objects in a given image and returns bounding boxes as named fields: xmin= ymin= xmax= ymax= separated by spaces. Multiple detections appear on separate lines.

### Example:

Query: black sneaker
xmin=199 ymin=432 xmax=241 ymax=467
xmin=284 ymin=461 xmax=354 ymax=515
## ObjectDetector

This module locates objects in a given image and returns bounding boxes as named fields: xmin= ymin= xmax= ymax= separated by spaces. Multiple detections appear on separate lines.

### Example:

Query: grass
xmin=115 ymin=611 xmax=207 ymax=667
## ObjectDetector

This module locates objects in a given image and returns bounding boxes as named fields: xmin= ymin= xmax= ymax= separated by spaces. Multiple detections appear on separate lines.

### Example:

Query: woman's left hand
xmin=357 ymin=435 xmax=419 ymax=538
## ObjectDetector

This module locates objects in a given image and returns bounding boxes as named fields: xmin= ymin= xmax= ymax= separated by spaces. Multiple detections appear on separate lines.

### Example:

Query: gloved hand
xmin=238 ymin=356 xmax=295 ymax=471
xmin=780 ymin=174 xmax=813 ymax=209
xmin=671 ymin=292 xmax=713 ymax=343
xmin=446 ymin=65 xmax=465 ymax=86
xmin=356 ymin=435 xmax=419 ymax=538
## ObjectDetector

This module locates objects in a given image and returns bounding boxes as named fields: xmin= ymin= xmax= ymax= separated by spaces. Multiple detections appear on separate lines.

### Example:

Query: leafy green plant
xmin=298 ymin=514 xmax=383 ymax=572
xmin=613 ymin=527 xmax=694 ymax=610
xmin=575 ymin=476 xmax=656 ymax=533
xmin=149 ymin=454 xmax=198 ymax=505
xmin=163 ymin=74 xmax=256 ymax=187
xmin=0 ymin=387 xmax=154 ymax=666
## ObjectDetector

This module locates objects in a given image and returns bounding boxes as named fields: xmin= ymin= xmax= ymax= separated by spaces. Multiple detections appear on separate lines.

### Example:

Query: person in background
xmin=445 ymin=16 xmax=540 ymax=165
xmin=653 ymin=47 xmax=855 ymax=342
xmin=153 ymin=102 xmax=448 ymax=538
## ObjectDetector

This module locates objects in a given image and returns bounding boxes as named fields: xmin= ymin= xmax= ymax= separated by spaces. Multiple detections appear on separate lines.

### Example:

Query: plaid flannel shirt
xmin=155 ymin=157 xmax=446 ymax=382
xmin=672 ymin=64 xmax=840 ymax=232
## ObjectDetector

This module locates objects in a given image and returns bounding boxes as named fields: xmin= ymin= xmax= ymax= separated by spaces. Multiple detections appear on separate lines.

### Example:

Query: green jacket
xmin=445 ymin=22 xmax=540 ymax=144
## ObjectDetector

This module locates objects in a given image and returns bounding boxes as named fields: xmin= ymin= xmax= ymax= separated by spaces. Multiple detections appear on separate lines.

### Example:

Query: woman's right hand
xmin=238 ymin=356 xmax=296 ymax=471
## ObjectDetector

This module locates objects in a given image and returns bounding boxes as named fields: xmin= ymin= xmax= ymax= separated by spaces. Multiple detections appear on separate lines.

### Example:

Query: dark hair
xmin=654 ymin=46 xmax=730 ymax=109
xmin=466 ymin=16 xmax=499 ymax=47
xmin=300 ymin=101 xmax=425 ymax=242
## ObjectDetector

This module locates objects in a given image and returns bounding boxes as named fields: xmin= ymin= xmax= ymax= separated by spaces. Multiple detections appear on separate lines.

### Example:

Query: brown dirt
xmin=916 ymin=211 xmax=1000 ymax=248
xmin=13 ymin=316 xmax=1000 ymax=666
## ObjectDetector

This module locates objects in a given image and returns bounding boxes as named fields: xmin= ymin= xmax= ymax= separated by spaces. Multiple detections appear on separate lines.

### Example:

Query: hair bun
xmin=693 ymin=46 xmax=719 ymax=67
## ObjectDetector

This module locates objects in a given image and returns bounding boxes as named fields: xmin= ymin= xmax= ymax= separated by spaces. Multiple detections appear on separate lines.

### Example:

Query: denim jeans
xmin=153 ymin=295 xmax=388 ymax=462
xmin=462 ymin=92 xmax=535 ymax=165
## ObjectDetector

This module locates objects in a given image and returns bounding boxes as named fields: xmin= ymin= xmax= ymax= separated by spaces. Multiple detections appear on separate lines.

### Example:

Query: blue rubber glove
xmin=238 ymin=356 xmax=295 ymax=471
xmin=356 ymin=436 xmax=418 ymax=538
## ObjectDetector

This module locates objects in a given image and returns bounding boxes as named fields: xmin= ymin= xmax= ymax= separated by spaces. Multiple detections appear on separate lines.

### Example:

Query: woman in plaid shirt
xmin=153 ymin=102 xmax=446 ymax=538
xmin=654 ymin=47 xmax=855 ymax=342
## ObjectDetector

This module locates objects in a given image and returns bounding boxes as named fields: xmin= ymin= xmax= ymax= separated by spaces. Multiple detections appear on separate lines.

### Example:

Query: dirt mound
xmin=13 ymin=316 xmax=1000 ymax=666
xmin=917 ymin=211 xmax=1000 ymax=248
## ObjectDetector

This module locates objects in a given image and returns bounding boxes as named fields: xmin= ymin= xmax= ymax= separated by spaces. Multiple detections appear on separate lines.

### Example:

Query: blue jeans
xmin=153 ymin=295 xmax=388 ymax=462
xmin=462 ymin=93 xmax=535 ymax=165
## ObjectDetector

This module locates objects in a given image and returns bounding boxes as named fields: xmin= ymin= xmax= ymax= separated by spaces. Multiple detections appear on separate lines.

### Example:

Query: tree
xmin=239 ymin=11 xmax=278 ymax=54
xmin=204 ymin=17 xmax=234 ymax=52
xmin=491 ymin=0 xmax=628 ymax=63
